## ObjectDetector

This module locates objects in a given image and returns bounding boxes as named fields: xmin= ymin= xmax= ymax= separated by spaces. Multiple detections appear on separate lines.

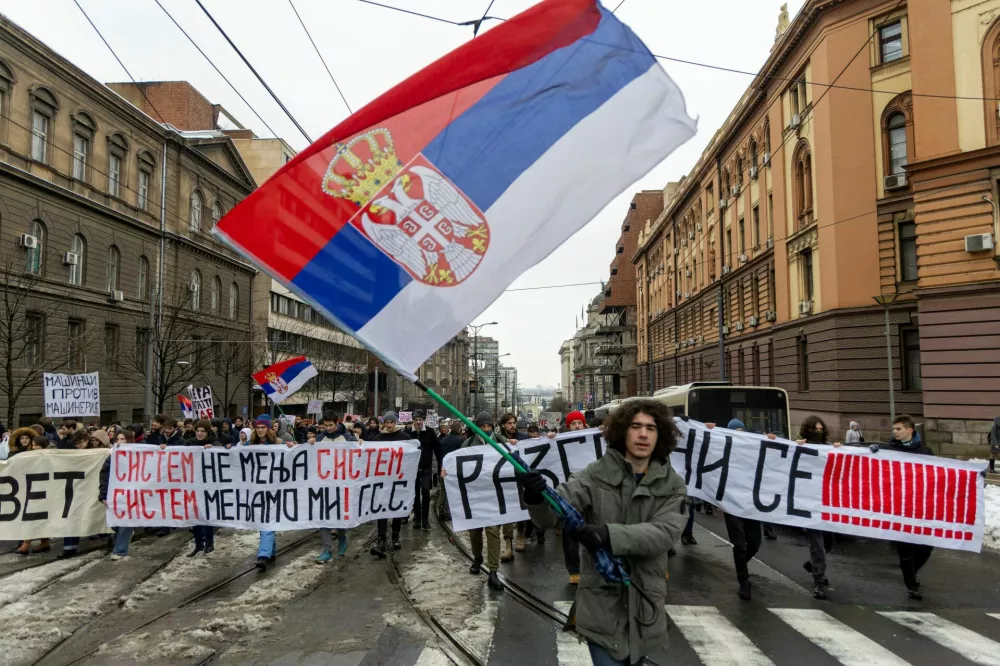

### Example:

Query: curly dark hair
xmin=604 ymin=399 xmax=678 ymax=464
xmin=798 ymin=415 xmax=829 ymax=443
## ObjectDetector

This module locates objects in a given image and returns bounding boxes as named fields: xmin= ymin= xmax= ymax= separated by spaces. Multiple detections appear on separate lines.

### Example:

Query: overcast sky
xmin=1 ymin=0 xmax=805 ymax=389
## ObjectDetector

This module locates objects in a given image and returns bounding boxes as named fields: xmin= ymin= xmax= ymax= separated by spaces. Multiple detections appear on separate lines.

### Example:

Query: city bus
xmin=650 ymin=382 xmax=791 ymax=438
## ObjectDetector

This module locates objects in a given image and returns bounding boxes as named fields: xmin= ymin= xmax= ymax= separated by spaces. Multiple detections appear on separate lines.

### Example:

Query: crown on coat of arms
xmin=322 ymin=128 xmax=403 ymax=207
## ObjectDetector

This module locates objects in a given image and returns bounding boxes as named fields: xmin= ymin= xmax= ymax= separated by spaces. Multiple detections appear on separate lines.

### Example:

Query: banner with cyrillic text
xmin=106 ymin=442 xmax=420 ymax=531
xmin=443 ymin=430 xmax=604 ymax=532
xmin=445 ymin=423 xmax=987 ymax=552
xmin=0 ymin=449 xmax=109 ymax=540
xmin=44 ymin=371 xmax=100 ymax=417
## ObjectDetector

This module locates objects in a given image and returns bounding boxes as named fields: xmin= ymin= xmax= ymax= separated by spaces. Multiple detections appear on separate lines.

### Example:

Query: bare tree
xmin=205 ymin=327 xmax=258 ymax=418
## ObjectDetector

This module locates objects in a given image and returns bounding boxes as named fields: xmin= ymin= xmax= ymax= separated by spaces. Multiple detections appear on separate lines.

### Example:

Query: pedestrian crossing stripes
xmin=553 ymin=601 xmax=591 ymax=665
xmin=878 ymin=611 xmax=1000 ymax=666
xmin=769 ymin=608 xmax=909 ymax=666
xmin=666 ymin=605 xmax=774 ymax=665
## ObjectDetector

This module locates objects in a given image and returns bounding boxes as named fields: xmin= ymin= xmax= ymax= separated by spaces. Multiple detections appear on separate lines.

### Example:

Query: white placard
xmin=398 ymin=411 xmax=413 ymax=424
xmin=189 ymin=386 xmax=214 ymax=419
xmin=43 ymin=371 xmax=100 ymax=417
xmin=307 ymin=400 xmax=323 ymax=415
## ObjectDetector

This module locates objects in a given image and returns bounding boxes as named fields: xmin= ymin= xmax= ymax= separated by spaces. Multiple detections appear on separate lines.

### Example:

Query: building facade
xmin=633 ymin=0 xmax=1000 ymax=453
xmin=0 ymin=19 xmax=257 ymax=427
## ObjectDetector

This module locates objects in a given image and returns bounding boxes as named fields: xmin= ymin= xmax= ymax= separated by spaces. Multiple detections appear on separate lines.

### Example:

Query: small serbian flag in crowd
xmin=252 ymin=356 xmax=318 ymax=404
xmin=214 ymin=0 xmax=695 ymax=379
xmin=178 ymin=395 xmax=195 ymax=419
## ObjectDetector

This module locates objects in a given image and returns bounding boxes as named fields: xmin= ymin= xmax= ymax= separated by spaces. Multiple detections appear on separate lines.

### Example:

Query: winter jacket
xmin=411 ymin=426 xmax=442 ymax=471
xmin=184 ymin=430 xmax=219 ymax=447
xmin=163 ymin=430 xmax=186 ymax=447
xmin=989 ymin=417 xmax=1000 ymax=455
xmin=145 ymin=429 xmax=164 ymax=446
xmin=99 ymin=456 xmax=111 ymax=502
xmin=362 ymin=427 xmax=381 ymax=441
xmin=276 ymin=418 xmax=296 ymax=443
xmin=130 ymin=423 xmax=146 ymax=443
xmin=886 ymin=431 xmax=933 ymax=457
xmin=527 ymin=448 xmax=687 ymax=664
xmin=461 ymin=430 xmax=509 ymax=449
xmin=9 ymin=427 xmax=38 ymax=455
xmin=440 ymin=432 xmax=464 ymax=459
xmin=377 ymin=425 xmax=412 ymax=442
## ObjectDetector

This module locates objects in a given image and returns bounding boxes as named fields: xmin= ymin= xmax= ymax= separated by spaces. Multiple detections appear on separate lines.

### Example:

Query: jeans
xmin=682 ymin=503 xmax=696 ymax=538
xmin=894 ymin=541 xmax=933 ymax=589
xmin=412 ymin=470 xmax=432 ymax=525
xmin=563 ymin=529 xmax=581 ymax=574
xmin=257 ymin=531 xmax=276 ymax=558
xmin=724 ymin=513 xmax=761 ymax=583
xmin=321 ymin=529 xmax=348 ymax=554
xmin=193 ymin=525 xmax=214 ymax=550
xmin=805 ymin=529 xmax=828 ymax=583
xmin=588 ymin=643 xmax=639 ymax=666
xmin=112 ymin=527 xmax=134 ymax=556
xmin=63 ymin=536 xmax=80 ymax=551
xmin=377 ymin=518 xmax=401 ymax=539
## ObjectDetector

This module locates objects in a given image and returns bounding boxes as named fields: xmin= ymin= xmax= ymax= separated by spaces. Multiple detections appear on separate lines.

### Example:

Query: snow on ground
xmin=985 ymin=484 xmax=1000 ymax=552
xmin=0 ymin=550 xmax=104 ymax=608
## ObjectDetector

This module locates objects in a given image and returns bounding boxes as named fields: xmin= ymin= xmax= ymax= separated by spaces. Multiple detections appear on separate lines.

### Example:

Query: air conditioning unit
xmin=749 ymin=166 xmax=758 ymax=180
xmin=799 ymin=300 xmax=813 ymax=315
xmin=19 ymin=234 xmax=38 ymax=249
xmin=722 ymin=325 xmax=729 ymax=335
xmin=110 ymin=290 xmax=125 ymax=303
xmin=765 ymin=310 xmax=777 ymax=322
xmin=964 ymin=233 xmax=994 ymax=253
xmin=696 ymin=223 xmax=702 ymax=232
xmin=683 ymin=292 xmax=689 ymax=299
xmin=739 ymin=253 xmax=748 ymax=263
xmin=674 ymin=247 xmax=680 ymax=256
xmin=766 ymin=237 xmax=774 ymax=249
xmin=688 ymin=231 xmax=695 ymax=240
xmin=731 ymin=185 xmax=739 ymax=197
xmin=735 ymin=322 xmax=744 ymax=332
xmin=749 ymin=316 xmax=759 ymax=327
xmin=62 ymin=252 xmax=79 ymax=266
xmin=688 ymin=337 xmax=695 ymax=345
xmin=686 ymin=269 xmax=692 ymax=277
xmin=763 ymin=151 xmax=771 ymax=167
xmin=884 ymin=173 xmax=908 ymax=191
xmin=676 ymin=290 xmax=681 ymax=298
xmin=719 ymin=198 xmax=729 ymax=211
xmin=790 ymin=113 xmax=801 ymax=129
xmin=722 ymin=265 xmax=732 ymax=275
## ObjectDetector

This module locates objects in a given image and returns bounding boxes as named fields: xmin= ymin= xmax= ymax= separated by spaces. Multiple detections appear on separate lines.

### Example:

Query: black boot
xmin=908 ymin=587 xmax=923 ymax=601
xmin=763 ymin=526 xmax=777 ymax=541
xmin=487 ymin=571 xmax=504 ymax=591
xmin=187 ymin=546 xmax=203 ymax=558
xmin=469 ymin=558 xmax=483 ymax=575
xmin=392 ymin=535 xmax=402 ymax=551
xmin=812 ymin=583 xmax=827 ymax=600
xmin=256 ymin=556 xmax=268 ymax=571
xmin=370 ymin=537 xmax=387 ymax=558
xmin=738 ymin=580 xmax=752 ymax=601
xmin=681 ymin=534 xmax=697 ymax=545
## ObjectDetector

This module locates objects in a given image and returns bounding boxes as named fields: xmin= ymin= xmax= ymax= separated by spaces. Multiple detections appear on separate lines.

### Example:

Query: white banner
xmin=307 ymin=400 xmax=323 ymax=416
xmin=43 ymin=371 xmax=100 ymax=418
xmin=444 ymin=422 xmax=988 ymax=552
xmin=189 ymin=386 xmax=214 ymax=419
xmin=398 ymin=411 xmax=413 ymax=424
xmin=0 ymin=449 xmax=109 ymax=540
xmin=107 ymin=442 xmax=421 ymax=531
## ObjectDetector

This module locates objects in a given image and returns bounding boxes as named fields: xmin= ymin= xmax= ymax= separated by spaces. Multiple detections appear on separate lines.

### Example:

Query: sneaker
xmin=57 ymin=550 xmax=79 ymax=559
xmin=109 ymin=554 xmax=128 ymax=561
xmin=32 ymin=540 xmax=51 ymax=553
xmin=812 ymin=584 xmax=827 ymax=600
xmin=568 ymin=573 xmax=580 ymax=585
xmin=908 ymin=587 xmax=923 ymax=601
xmin=187 ymin=546 xmax=203 ymax=558
xmin=203 ymin=545 xmax=215 ymax=555
xmin=256 ymin=556 xmax=269 ymax=571
xmin=681 ymin=534 xmax=697 ymax=546
xmin=487 ymin=571 xmax=504 ymax=591
xmin=469 ymin=558 xmax=483 ymax=575
xmin=421 ymin=522 xmax=431 ymax=530
xmin=704 ymin=506 xmax=714 ymax=515
xmin=738 ymin=580 xmax=752 ymax=601
xmin=514 ymin=535 xmax=526 ymax=552
xmin=337 ymin=537 xmax=349 ymax=557
xmin=316 ymin=550 xmax=333 ymax=564
xmin=370 ymin=537 xmax=387 ymax=558
xmin=391 ymin=536 xmax=402 ymax=551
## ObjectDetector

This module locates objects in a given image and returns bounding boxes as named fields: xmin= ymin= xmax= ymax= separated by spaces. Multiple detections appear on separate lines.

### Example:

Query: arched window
xmin=26 ymin=220 xmax=45 ymax=275
xmin=107 ymin=133 xmax=129 ymax=198
xmin=793 ymin=140 xmax=813 ymax=227
xmin=880 ymin=93 xmax=913 ymax=181
xmin=229 ymin=282 xmax=239 ymax=320
xmin=137 ymin=255 xmax=149 ymax=300
xmin=211 ymin=202 xmax=222 ymax=229
xmin=190 ymin=270 xmax=201 ymax=310
xmin=736 ymin=157 xmax=744 ymax=187
xmin=750 ymin=140 xmax=758 ymax=172
xmin=886 ymin=113 xmax=907 ymax=175
xmin=71 ymin=112 xmax=96 ymax=182
xmin=763 ymin=121 xmax=771 ymax=155
xmin=210 ymin=276 xmax=221 ymax=314
xmin=106 ymin=245 xmax=120 ymax=293
xmin=724 ymin=170 xmax=732 ymax=197
xmin=137 ymin=150 xmax=156 ymax=211
xmin=189 ymin=191 xmax=202 ymax=232
xmin=29 ymin=86 xmax=59 ymax=163
xmin=983 ymin=19 xmax=1000 ymax=146
xmin=69 ymin=234 xmax=85 ymax=286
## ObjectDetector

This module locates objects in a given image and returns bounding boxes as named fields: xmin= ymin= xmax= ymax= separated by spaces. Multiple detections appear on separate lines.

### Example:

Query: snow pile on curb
xmin=985 ymin=484 xmax=1000 ymax=552
xmin=0 ymin=551 xmax=104 ymax=608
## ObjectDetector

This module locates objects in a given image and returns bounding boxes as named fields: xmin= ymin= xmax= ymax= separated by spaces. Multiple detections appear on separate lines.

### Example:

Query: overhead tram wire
xmin=151 ymin=0 xmax=282 ymax=139
xmin=193 ymin=0 xmax=313 ymax=143
xmin=355 ymin=0 xmax=469 ymax=26
xmin=287 ymin=0 xmax=353 ymax=114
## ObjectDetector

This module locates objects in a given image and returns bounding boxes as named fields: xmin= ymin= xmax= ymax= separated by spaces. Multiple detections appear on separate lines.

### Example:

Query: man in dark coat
xmin=410 ymin=410 xmax=442 ymax=530
xmin=370 ymin=412 xmax=411 ymax=557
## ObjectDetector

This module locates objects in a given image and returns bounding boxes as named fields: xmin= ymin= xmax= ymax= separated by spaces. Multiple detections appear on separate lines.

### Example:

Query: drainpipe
xmin=144 ymin=136 xmax=168 ymax=420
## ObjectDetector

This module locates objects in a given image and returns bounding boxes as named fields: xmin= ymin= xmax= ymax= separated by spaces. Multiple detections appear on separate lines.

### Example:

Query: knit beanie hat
xmin=383 ymin=411 xmax=399 ymax=422
xmin=566 ymin=411 xmax=586 ymax=427
xmin=255 ymin=414 xmax=272 ymax=427
xmin=475 ymin=411 xmax=494 ymax=427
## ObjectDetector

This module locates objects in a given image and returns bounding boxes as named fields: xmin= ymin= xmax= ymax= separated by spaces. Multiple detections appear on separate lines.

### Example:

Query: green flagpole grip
xmin=417 ymin=382 xmax=564 ymax=517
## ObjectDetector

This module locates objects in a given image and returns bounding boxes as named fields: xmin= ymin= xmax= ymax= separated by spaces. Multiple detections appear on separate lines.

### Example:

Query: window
xmin=106 ymin=245 xmax=120 ymax=293
xmin=211 ymin=202 xmax=222 ymax=229
xmin=190 ymin=270 xmax=201 ymax=310
xmin=189 ymin=191 xmax=202 ymax=232
xmin=750 ymin=141 xmax=758 ymax=172
xmin=210 ymin=276 xmax=221 ymax=314
xmin=192 ymin=334 xmax=203 ymax=367
xmin=706 ymin=184 xmax=714 ymax=213
xmin=135 ymin=328 xmax=149 ymax=373
xmin=798 ymin=335 xmax=809 ymax=391
xmin=899 ymin=220 xmax=917 ymax=281
xmin=790 ymin=73 xmax=807 ymax=117
xmin=132 ymin=408 xmax=145 ymax=424
xmin=902 ymin=328 xmax=922 ymax=391
xmin=753 ymin=345 xmax=761 ymax=385
xmin=724 ymin=171 xmax=731 ymax=197
xmin=880 ymin=21 xmax=903 ymax=64
xmin=73 ymin=135 xmax=88 ymax=180
xmin=767 ymin=193 xmax=773 ymax=235
xmin=137 ymin=256 xmax=149 ymax=300
xmin=736 ymin=157 xmax=744 ymax=188
xmin=793 ymin=140 xmax=813 ymax=225
xmin=212 ymin=340 xmax=223 ymax=374
xmin=229 ymin=282 xmax=239 ymax=320
xmin=23 ymin=312 xmax=42 ymax=368
xmin=801 ymin=249 xmax=814 ymax=301
xmin=26 ymin=220 xmax=45 ymax=275
xmin=104 ymin=324 xmax=119 ymax=371
xmin=752 ymin=275 xmax=760 ymax=316
xmin=752 ymin=206 xmax=760 ymax=248
xmin=738 ymin=218 xmax=745 ymax=253
xmin=68 ymin=319 xmax=85 ymax=371
xmin=763 ymin=121 xmax=771 ymax=154
xmin=887 ymin=113 xmax=907 ymax=175
xmin=108 ymin=154 xmax=121 ymax=197
xmin=106 ymin=133 xmax=128 ymax=198
xmin=137 ymin=150 xmax=156 ymax=211
xmin=31 ymin=111 xmax=48 ymax=162
xmin=69 ymin=234 xmax=85 ymax=286
xmin=137 ymin=170 xmax=150 ymax=210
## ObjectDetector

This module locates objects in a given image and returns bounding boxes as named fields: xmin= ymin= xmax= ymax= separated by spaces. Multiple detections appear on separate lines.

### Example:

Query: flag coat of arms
xmin=215 ymin=0 xmax=695 ymax=378
xmin=253 ymin=356 xmax=318 ymax=404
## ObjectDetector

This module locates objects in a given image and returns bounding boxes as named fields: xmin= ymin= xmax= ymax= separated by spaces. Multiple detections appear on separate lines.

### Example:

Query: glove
xmin=573 ymin=524 xmax=611 ymax=553
xmin=869 ymin=444 xmax=880 ymax=454
xmin=514 ymin=469 xmax=548 ymax=505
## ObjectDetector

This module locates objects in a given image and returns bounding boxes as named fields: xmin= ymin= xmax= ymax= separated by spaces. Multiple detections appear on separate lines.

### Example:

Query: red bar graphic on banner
xmin=924 ymin=462 xmax=935 ymax=521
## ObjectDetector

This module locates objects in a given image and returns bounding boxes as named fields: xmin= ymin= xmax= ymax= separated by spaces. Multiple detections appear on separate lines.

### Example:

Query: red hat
xmin=566 ymin=411 xmax=586 ymax=427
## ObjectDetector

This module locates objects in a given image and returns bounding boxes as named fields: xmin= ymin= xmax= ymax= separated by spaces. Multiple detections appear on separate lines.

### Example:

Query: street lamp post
xmin=494 ymin=352 xmax=510 ymax=418
xmin=873 ymin=294 xmax=898 ymax=424
xmin=469 ymin=321 xmax=497 ymax=415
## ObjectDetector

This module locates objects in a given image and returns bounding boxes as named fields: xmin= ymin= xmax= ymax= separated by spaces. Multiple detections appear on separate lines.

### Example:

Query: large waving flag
xmin=253 ymin=356 xmax=318 ymax=404
xmin=215 ymin=0 xmax=695 ymax=379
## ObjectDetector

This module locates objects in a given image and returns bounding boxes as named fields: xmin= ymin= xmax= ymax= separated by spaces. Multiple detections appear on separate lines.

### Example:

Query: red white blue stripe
xmin=252 ymin=356 xmax=318 ymax=404
xmin=215 ymin=0 xmax=695 ymax=379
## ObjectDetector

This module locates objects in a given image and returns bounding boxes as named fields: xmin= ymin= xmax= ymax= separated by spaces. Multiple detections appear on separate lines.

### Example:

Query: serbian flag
xmin=178 ymin=395 xmax=194 ymax=420
xmin=214 ymin=0 xmax=695 ymax=379
xmin=252 ymin=356 xmax=318 ymax=404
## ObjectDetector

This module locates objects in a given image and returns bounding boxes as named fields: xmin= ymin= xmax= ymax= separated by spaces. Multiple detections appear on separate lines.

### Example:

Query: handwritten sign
xmin=189 ymin=386 xmax=214 ymax=419
xmin=398 ymin=411 xmax=413 ymax=424
xmin=307 ymin=400 xmax=323 ymax=415
xmin=43 ymin=372 xmax=100 ymax=417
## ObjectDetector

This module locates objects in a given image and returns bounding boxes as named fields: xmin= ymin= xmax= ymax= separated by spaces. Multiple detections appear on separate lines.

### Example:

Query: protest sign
xmin=107 ymin=441 xmax=421 ymax=531
xmin=188 ymin=386 xmax=214 ymax=419
xmin=43 ymin=372 xmax=100 ymax=418
xmin=307 ymin=400 xmax=324 ymax=416
xmin=539 ymin=412 xmax=561 ymax=428
xmin=398 ymin=411 xmax=413 ymax=424
xmin=444 ymin=422 xmax=988 ymax=552
xmin=0 ymin=449 xmax=109 ymax=540
xmin=426 ymin=411 xmax=439 ymax=429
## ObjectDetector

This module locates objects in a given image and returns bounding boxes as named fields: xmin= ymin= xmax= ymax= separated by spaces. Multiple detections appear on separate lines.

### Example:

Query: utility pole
xmin=373 ymin=367 xmax=379 ymax=417
xmin=468 ymin=322 xmax=497 ymax=416
xmin=718 ymin=285 xmax=726 ymax=381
